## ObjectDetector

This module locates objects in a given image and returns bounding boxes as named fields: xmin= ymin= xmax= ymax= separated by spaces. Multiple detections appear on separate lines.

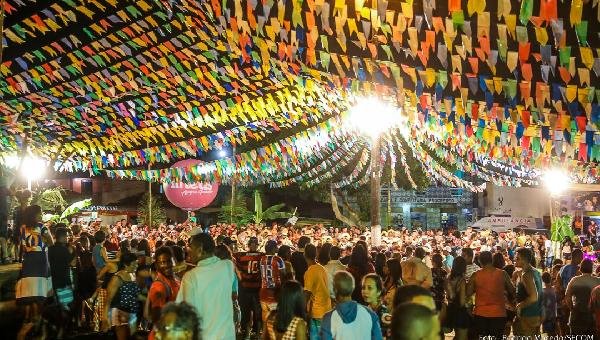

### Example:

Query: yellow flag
xmin=467 ymin=0 xmax=486 ymax=16
xmin=570 ymin=0 xmax=583 ymax=26
xmin=401 ymin=2 xmax=413 ymax=19
xmin=535 ymin=27 xmax=548 ymax=45
xmin=580 ymin=47 xmax=594 ymax=69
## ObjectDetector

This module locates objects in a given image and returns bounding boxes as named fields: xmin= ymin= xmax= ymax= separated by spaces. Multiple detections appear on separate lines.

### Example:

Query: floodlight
xmin=348 ymin=97 xmax=403 ymax=139
xmin=543 ymin=168 xmax=570 ymax=196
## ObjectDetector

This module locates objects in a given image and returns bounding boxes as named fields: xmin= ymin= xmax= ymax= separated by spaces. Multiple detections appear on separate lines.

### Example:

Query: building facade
xmin=380 ymin=186 xmax=476 ymax=230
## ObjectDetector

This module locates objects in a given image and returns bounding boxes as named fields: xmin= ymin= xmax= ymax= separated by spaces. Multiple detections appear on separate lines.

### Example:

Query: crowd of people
xmin=4 ymin=193 xmax=600 ymax=339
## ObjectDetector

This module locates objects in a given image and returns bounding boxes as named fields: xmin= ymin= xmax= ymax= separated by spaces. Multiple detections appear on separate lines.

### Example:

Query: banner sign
xmin=472 ymin=216 xmax=542 ymax=232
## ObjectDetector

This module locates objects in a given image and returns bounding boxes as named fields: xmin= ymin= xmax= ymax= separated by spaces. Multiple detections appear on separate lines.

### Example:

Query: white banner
xmin=472 ymin=216 xmax=542 ymax=232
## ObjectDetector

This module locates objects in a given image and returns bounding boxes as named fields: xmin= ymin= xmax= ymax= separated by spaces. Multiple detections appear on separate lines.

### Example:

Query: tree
xmin=43 ymin=198 xmax=92 ymax=223
xmin=34 ymin=187 xmax=68 ymax=214
xmin=138 ymin=192 xmax=166 ymax=228
xmin=219 ymin=192 xmax=254 ymax=225
xmin=550 ymin=214 xmax=575 ymax=260
xmin=252 ymin=189 xmax=292 ymax=224
xmin=218 ymin=190 xmax=292 ymax=225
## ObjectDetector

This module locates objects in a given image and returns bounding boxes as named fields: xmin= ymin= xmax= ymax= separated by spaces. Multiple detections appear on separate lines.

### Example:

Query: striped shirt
xmin=260 ymin=255 xmax=285 ymax=302
xmin=234 ymin=251 xmax=263 ymax=289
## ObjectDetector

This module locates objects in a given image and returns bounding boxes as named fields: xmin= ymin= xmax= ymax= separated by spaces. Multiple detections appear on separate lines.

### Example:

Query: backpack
xmin=143 ymin=278 xmax=172 ymax=323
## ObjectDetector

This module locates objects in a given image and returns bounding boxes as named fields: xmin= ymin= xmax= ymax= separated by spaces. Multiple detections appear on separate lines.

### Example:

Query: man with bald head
xmin=320 ymin=271 xmax=383 ymax=340
xmin=390 ymin=303 xmax=440 ymax=340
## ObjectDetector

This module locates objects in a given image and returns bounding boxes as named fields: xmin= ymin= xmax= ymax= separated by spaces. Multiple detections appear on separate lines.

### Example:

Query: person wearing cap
xmin=443 ymin=246 xmax=454 ymax=271
xmin=259 ymin=240 xmax=285 ymax=324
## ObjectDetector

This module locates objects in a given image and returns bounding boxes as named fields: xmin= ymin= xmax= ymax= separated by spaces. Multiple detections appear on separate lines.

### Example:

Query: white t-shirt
xmin=545 ymin=239 xmax=554 ymax=257
xmin=177 ymin=256 xmax=236 ymax=340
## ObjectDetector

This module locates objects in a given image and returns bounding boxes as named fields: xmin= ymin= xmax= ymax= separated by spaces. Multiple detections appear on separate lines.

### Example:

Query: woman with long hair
xmin=16 ymin=205 xmax=53 ymax=327
xmin=264 ymin=280 xmax=307 ymax=340
xmin=445 ymin=256 xmax=469 ymax=340
xmin=374 ymin=252 xmax=387 ymax=278
xmin=317 ymin=243 xmax=332 ymax=265
xmin=346 ymin=244 xmax=375 ymax=303
xmin=105 ymin=252 xmax=141 ymax=340
xmin=493 ymin=252 xmax=506 ymax=269
xmin=278 ymin=245 xmax=295 ymax=282
xmin=383 ymin=258 xmax=402 ymax=313
xmin=75 ymin=233 xmax=96 ymax=329
xmin=361 ymin=273 xmax=391 ymax=336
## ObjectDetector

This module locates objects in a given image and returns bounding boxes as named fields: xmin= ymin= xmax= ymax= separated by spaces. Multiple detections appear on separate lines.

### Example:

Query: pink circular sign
xmin=163 ymin=159 xmax=219 ymax=211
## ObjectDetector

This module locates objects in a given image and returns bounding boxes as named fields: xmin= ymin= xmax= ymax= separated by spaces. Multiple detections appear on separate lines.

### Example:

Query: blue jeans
xmin=309 ymin=318 xmax=322 ymax=340
xmin=545 ymin=256 xmax=554 ymax=268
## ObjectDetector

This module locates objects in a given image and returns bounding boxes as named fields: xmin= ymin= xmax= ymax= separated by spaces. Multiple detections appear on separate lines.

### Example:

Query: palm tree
xmin=252 ymin=190 xmax=292 ymax=224
xmin=138 ymin=192 xmax=167 ymax=228
xmin=219 ymin=190 xmax=292 ymax=225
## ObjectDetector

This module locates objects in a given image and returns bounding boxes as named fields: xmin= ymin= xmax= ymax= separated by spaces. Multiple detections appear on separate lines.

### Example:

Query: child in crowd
xmin=541 ymin=271 xmax=557 ymax=336
xmin=92 ymin=230 xmax=118 ymax=283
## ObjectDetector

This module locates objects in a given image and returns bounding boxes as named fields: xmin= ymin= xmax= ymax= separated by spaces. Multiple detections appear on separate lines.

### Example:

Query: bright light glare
xmin=21 ymin=156 xmax=46 ymax=181
xmin=3 ymin=155 xmax=20 ymax=168
xmin=348 ymin=97 xmax=403 ymax=139
xmin=217 ymin=150 xmax=227 ymax=158
xmin=543 ymin=169 xmax=570 ymax=196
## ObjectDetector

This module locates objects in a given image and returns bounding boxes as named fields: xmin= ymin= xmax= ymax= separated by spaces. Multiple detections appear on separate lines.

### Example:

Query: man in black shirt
xmin=48 ymin=227 xmax=76 ymax=338
xmin=290 ymin=236 xmax=310 ymax=285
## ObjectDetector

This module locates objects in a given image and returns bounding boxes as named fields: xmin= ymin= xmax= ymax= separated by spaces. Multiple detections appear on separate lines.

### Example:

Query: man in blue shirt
xmin=320 ymin=271 xmax=382 ymax=340
xmin=442 ymin=246 xmax=454 ymax=270
xmin=559 ymin=248 xmax=583 ymax=290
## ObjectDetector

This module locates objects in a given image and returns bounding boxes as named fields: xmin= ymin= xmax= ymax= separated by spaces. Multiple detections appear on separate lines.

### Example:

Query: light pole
xmin=348 ymin=97 xmax=403 ymax=246
xmin=369 ymin=135 xmax=382 ymax=230
xmin=147 ymin=141 xmax=152 ymax=228
xmin=216 ymin=146 xmax=236 ymax=224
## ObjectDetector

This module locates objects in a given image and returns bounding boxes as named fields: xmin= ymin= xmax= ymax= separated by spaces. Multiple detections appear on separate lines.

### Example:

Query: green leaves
xmin=34 ymin=188 xmax=68 ymax=213
xmin=138 ymin=192 xmax=167 ymax=228
xmin=253 ymin=190 xmax=292 ymax=224
xmin=550 ymin=214 xmax=575 ymax=242
xmin=60 ymin=198 xmax=92 ymax=221
xmin=254 ymin=189 xmax=263 ymax=224
xmin=219 ymin=190 xmax=292 ymax=225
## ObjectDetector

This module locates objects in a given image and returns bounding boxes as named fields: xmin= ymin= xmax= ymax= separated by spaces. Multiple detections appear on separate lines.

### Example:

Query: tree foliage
xmin=219 ymin=192 xmax=254 ymax=225
xmin=219 ymin=189 xmax=292 ymax=225
xmin=138 ymin=192 xmax=166 ymax=228
xmin=34 ymin=187 xmax=68 ymax=213
xmin=551 ymin=215 xmax=575 ymax=242
xmin=43 ymin=198 xmax=92 ymax=223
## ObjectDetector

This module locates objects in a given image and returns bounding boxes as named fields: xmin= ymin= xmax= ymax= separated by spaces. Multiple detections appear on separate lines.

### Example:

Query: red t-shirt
xmin=148 ymin=272 xmax=180 ymax=311
xmin=234 ymin=252 xmax=263 ymax=289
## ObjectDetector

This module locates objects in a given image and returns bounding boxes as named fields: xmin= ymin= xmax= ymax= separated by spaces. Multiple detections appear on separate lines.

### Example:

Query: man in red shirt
xmin=147 ymin=247 xmax=180 ymax=330
xmin=259 ymin=240 xmax=285 ymax=323
xmin=234 ymin=237 xmax=263 ymax=339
